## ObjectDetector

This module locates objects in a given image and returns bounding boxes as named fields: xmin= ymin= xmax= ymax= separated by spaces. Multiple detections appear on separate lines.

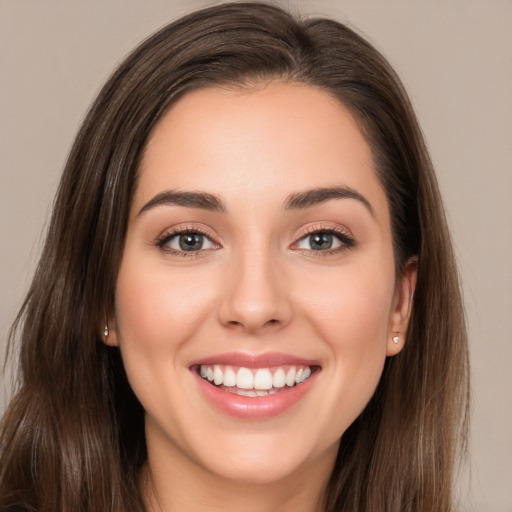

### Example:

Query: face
xmin=109 ymin=83 xmax=415 ymax=487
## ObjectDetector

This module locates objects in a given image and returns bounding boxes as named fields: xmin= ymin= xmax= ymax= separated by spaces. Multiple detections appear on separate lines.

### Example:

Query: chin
xmin=203 ymin=452 xmax=310 ymax=485
xmin=189 ymin=429 xmax=335 ymax=486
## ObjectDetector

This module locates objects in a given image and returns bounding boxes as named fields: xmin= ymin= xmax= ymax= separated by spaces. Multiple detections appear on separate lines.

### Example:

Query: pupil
xmin=311 ymin=233 xmax=332 ymax=250
xmin=179 ymin=233 xmax=203 ymax=251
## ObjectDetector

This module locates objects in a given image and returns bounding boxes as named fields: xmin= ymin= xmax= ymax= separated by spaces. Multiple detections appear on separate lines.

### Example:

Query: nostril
xmin=225 ymin=318 xmax=280 ymax=331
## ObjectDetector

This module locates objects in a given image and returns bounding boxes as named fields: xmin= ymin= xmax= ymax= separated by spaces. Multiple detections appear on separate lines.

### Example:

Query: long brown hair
xmin=0 ymin=3 xmax=469 ymax=511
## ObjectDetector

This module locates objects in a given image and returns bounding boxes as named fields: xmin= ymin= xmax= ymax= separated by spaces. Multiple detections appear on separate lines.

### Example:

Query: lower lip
xmin=193 ymin=370 xmax=318 ymax=420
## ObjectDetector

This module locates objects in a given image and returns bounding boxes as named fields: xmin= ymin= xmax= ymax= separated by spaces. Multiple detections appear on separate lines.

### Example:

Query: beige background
xmin=1 ymin=1 xmax=511 ymax=510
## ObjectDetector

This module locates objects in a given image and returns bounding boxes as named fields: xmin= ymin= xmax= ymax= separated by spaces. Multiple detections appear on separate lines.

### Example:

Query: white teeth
xmin=253 ymin=368 xmax=273 ymax=390
xmin=285 ymin=367 xmax=296 ymax=386
xmin=272 ymin=368 xmax=286 ymax=388
xmin=231 ymin=388 xmax=258 ymax=397
xmin=243 ymin=390 xmax=258 ymax=397
xmin=226 ymin=387 xmax=261 ymax=397
xmin=294 ymin=367 xmax=311 ymax=384
xmin=213 ymin=365 xmax=223 ymax=385
xmin=236 ymin=367 xmax=254 ymax=389
xmin=223 ymin=367 xmax=237 ymax=387
xmin=198 ymin=364 xmax=314 ymax=392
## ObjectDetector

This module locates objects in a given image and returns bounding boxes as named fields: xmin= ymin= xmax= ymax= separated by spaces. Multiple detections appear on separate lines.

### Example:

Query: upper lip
xmin=189 ymin=351 xmax=320 ymax=369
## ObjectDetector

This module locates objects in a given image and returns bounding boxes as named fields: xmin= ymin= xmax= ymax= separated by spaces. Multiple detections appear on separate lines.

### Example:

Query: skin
xmin=107 ymin=83 xmax=416 ymax=512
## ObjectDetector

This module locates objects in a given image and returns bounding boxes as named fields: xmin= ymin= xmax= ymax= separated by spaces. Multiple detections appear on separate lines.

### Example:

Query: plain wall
xmin=1 ymin=1 xmax=511 ymax=510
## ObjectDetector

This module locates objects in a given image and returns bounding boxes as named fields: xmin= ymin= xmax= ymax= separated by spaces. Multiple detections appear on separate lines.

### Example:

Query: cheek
xmin=113 ymin=254 xmax=220 ymax=424
xmin=115 ymin=258 xmax=216 ymax=352
xmin=300 ymin=263 xmax=394 ymax=346
xmin=295 ymin=260 xmax=395 ymax=416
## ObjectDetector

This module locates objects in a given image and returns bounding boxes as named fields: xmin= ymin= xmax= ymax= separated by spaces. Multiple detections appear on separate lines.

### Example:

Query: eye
xmin=293 ymin=228 xmax=354 ymax=252
xmin=157 ymin=229 xmax=218 ymax=254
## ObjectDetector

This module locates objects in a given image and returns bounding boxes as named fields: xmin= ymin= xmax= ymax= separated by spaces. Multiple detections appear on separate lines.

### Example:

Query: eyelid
xmin=290 ymin=223 xmax=355 ymax=251
xmin=155 ymin=224 xmax=221 ymax=255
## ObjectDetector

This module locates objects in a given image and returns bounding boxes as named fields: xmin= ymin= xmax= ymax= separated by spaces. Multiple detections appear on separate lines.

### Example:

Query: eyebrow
xmin=284 ymin=186 xmax=374 ymax=216
xmin=137 ymin=190 xmax=227 ymax=217
xmin=137 ymin=185 xmax=374 ymax=217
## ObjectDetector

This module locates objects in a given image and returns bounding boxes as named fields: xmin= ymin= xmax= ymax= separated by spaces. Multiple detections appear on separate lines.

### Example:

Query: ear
xmin=101 ymin=314 xmax=119 ymax=347
xmin=386 ymin=256 xmax=418 ymax=356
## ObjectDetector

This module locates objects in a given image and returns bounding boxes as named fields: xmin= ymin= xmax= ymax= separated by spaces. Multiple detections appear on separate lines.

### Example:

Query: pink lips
xmin=190 ymin=352 xmax=320 ymax=420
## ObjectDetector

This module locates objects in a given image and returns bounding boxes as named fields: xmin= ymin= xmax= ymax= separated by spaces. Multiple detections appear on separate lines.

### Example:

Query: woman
xmin=0 ymin=2 xmax=469 ymax=511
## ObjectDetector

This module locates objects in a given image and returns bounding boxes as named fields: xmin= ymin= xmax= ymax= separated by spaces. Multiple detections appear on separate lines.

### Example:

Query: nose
xmin=218 ymin=246 xmax=292 ymax=335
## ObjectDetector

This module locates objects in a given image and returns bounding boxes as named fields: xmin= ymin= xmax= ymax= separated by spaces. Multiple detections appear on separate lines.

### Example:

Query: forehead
xmin=135 ymin=83 xmax=388 ymax=219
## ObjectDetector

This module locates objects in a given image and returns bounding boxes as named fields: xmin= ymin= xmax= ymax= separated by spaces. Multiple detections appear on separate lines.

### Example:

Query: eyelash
xmin=156 ymin=226 xmax=218 ymax=258
xmin=293 ymin=225 xmax=355 ymax=255
xmin=155 ymin=225 xmax=355 ymax=257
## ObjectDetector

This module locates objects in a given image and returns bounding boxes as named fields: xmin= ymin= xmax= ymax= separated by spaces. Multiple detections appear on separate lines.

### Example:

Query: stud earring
xmin=104 ymin=324 xmax=109 ymax=338
xmin=392 ymin=335 xmax=400 ymax=344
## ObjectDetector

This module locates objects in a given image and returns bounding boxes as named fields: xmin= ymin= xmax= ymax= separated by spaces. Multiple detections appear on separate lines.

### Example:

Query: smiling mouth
xmin=196 ymin=364 xmax=315 ymax=397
